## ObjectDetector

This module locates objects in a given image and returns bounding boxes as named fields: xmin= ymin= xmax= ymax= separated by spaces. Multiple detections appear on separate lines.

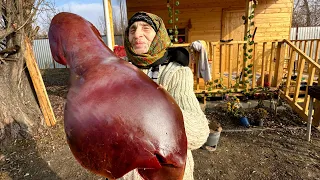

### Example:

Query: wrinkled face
xmin=128 ymin=21 xmax=156 ymax=54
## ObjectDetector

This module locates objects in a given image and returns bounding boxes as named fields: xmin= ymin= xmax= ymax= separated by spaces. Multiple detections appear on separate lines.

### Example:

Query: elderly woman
xmin=119 ymin=12 xmax=210 ymax=180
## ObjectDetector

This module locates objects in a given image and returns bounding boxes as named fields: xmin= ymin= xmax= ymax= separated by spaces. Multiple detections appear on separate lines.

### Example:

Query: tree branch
xmin=0 ymin=26 xmax=15 ymax=40
xmin=16 ymin=0 xmax=44 ymax=32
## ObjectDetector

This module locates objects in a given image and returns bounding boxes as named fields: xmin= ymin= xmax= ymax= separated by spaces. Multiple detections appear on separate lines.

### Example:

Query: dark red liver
xmin=48 ymin=12 xmax=187 ymax=179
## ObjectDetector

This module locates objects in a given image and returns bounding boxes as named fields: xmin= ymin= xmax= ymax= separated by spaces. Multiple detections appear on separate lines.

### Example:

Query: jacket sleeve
xmin=165 ymin=66 xmax=210 ymax=150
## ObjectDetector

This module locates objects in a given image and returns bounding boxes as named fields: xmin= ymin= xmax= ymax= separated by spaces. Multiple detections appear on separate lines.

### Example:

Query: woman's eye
xmin=129 ymin=29 xmax=135 ymax=33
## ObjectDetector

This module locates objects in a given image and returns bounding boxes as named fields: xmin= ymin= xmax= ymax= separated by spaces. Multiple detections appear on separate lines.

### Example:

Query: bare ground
xmin=1 ymin=68 xmax=319 ymax=180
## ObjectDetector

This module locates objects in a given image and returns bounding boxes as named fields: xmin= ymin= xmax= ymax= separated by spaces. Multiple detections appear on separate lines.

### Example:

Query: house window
xmin=167 ymin=28 xmax=188 ymax=43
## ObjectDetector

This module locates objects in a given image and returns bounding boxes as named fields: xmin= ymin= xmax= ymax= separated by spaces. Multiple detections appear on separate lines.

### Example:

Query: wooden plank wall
xmin=127 ymin=0 xmax=293 ymax=82
xmin=127 ymin=0 xmax=293 ymax=42
xmin=254 ymin=0 xmax=293 ymax=42
xmin=253 ymin=0 xmax=293 ymax=79
xmin=127 ymin=0 xmax=245 ymax=42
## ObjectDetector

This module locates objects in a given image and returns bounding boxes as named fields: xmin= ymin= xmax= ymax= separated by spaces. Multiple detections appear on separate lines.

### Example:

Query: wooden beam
xmin=24 ymin=37 xmax=56 ymax=127
xmin=211 ymin=43 xmax=217 ymax=81
xmin=273 ymin=42 xmax=285 ymax=87
xmin=108 ymin=0 xmax=115 ymax=48
xmin=280 ymin=92 xmax=308 ymax=123
xmin=252 ymin=43 xmax=257 ymax=88
xmin=228 ymin=44 xmax=233 ymax=88
xmin=242 ymin=0 xmax=250 ymax=88
xmin=268 ymin=42 xmax=276 ymax=86
xmin=285 ymin=48 xmax=295 ymax=96
xmin=303 ymin=40 xmax=315 ymax=113
xmin=313 ymin=40 xmax=320 ymax=126
xmin=293 ymin=56 xmax=305 ymax=103
xmin=261 ymin=42 xmax=267 ymax=88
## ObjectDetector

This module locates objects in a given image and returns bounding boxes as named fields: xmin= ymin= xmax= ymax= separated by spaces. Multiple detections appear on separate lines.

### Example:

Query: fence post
xmin=273 ymin=42 xmax=285 ymax=87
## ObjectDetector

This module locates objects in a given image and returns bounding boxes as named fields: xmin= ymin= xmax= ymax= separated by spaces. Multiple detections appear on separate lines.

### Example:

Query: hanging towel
xmin=190 ymin=40 xmax=211 ymax=82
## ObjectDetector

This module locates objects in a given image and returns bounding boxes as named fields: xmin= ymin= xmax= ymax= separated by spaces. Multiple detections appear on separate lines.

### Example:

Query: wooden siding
xmin=254 ymin=0 xmax=293 ymax=42
xmin=127 ymin=0 xmax=293 ymax=42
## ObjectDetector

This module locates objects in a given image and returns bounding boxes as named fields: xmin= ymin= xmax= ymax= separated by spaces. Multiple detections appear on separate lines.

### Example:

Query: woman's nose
xmin=133 ymin=28 xmax=143 ymax=38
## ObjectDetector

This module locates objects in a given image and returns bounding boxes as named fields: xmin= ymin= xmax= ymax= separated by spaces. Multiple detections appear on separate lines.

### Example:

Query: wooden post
xmin=273 ymin=42 xmax=285 ymax=87
xmin=228 ymin=44 xmax=233 ymax=88
xmin=306 ymin=97 xmax=313 ymax=142
xmin=313 ymin=40 xmax=320 ymax=126
xmin=243 ymin=0 xmax=251 ymax=88
xmin=268 ymin=42 xmax=275 ymax=86
xmin=303 ymin=41 xmax=315 ymax=113
xmin=285 ymin=47 xmax=295 ymax=96
xmin=108 ymin=0 xmax=115 ymax=48
xmin=304 ymin=65 xmax=316 ymax=113
xmin=252 ymin=43 xmax=257 ymax=89
xmin=211 ymin=43 xmax=216 ymax=81
xmin=220 ymin=44 xmax=225 ymax=79
xmin=24 ymin=37 xmax=56 ymax=127
xmin=293 ymin=57 xmax=306 ymax=103
xmin=244 ymin=0 xmax=250 ymax=42
xmin=261 ymin=42 xmax=267 ymax=88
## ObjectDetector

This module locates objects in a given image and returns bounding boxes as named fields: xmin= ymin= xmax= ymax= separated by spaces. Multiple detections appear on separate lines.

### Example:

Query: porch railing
xmin=280 ymin=39 xmax=320 ymax=126
xmin=182 ymin=39 xmax=320 ymax=126
xmin=186 ymin=40 xmax=287 ymax=92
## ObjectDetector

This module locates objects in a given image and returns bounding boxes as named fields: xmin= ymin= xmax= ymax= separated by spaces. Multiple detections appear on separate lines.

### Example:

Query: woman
xmin=120 ymin=12 xmax=210 ymax=180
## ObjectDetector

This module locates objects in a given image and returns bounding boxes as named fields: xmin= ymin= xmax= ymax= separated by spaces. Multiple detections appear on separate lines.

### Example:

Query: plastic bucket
xmin=205 ymin=131 xmax=221 ymax=147
xmin=240 ymin=117 xmax=250 ymax=128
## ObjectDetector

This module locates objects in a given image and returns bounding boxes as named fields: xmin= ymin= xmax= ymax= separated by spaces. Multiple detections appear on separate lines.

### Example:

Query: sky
xmin=37 ymin=0 xmax=122 ymax=34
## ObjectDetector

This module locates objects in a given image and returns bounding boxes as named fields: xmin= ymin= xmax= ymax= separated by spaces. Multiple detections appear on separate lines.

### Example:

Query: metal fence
xmin=33 ymin=28 xmax=320 ymax=69
xmin=290 ymin=26 xmax=320 ymax=64
xmin=32 ymin=35 xmax=123 ymax=69
xmin=290 ymin=26 xmax=320 ymax=40
xmin=33 ymin=39 xmax=67 ymax=69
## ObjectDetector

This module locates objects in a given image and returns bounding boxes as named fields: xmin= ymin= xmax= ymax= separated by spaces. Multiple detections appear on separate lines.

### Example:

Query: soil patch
xmin=1 ymin=68 xmax=319 ymax=180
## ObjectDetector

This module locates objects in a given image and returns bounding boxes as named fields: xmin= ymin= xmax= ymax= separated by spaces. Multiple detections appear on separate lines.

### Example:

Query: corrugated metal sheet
xmin=33 ymin=35 xmax=119 ymax=69
xmin=32 ymin=39 xmax=67 ymax=69
xmin=290 ymin=27 xmax=320 ymax=63
xmin=290 ymin=26 xmax=320 ymax=40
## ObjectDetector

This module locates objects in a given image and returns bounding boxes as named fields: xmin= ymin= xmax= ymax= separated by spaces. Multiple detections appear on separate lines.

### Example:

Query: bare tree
xmin=293 ymin=0 xmax=320 ymax=27
xmin=34 ymin=0 xmax=69 ymax=37
xmin=119 ymin=0 xmax=127 ymax=34
xmin=98 ymin=14 xmax=122 ymax=35
xmin=98 ymin=0 xmax=127 ymax=36
xmin=303 ymin=0 xmax=311 ymax=26
xmin=0 ymin=0 xmax=46 ymax=145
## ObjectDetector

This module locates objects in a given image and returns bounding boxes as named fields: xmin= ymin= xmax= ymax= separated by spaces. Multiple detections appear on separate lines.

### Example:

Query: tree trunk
xmin=303 ymin=0 xmax=311 ymax=26
xmin=0 ymin=0 xmax=44 ymax=146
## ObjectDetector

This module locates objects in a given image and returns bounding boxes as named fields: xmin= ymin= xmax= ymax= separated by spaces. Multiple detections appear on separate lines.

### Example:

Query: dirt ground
xmin=1 ymin=68 xmax=319 ymax=180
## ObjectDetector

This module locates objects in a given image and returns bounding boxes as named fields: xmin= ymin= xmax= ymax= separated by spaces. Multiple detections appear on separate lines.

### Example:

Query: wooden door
xmin=221 ymin=10 xmax=245 ymax=75
xmin=222 ymin=10 xmax=245 ymax=41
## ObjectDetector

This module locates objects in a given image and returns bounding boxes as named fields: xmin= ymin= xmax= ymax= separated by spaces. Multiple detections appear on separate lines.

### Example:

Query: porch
xmin=178 ymin=39 xmax=320 ymax=127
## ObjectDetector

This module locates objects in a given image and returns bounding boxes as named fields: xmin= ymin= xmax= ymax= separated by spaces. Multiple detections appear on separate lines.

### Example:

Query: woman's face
xmin=128 ymin=21 xmax=156 ymax=54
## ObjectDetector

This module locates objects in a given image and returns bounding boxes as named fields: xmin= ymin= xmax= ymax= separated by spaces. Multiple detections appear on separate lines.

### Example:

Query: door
xmin=221 ymin=9 xmax=245 ymax=75
xmin=222 ymin=10 xmax=245 ymax=41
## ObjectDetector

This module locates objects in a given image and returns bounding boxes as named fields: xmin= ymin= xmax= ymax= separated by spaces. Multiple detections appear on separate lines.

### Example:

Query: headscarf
xmin=124 ymin=12 xmax=172 ymax=68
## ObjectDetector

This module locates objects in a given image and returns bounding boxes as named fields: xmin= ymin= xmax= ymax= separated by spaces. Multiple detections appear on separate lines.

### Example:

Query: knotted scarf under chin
xmin=124 ymin=12 xmax=172 ymax=69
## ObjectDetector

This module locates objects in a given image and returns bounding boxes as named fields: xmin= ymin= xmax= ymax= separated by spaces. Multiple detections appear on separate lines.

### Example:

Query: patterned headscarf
xmin=124 ymin=12 xmax=172 ymax=68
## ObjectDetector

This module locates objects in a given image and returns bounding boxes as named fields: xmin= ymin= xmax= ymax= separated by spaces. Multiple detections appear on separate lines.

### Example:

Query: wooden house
xmin=127 ymin=0 xmax=294 ymax=84
xmin=127 ymin=0 xmax=293 ymax=43
xmin=126 ymin=0 xmax=320 ymax=127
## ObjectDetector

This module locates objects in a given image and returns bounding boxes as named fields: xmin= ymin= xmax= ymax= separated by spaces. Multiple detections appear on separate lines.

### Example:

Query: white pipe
xmin=103 ymin=0 xmax=113 ymax=49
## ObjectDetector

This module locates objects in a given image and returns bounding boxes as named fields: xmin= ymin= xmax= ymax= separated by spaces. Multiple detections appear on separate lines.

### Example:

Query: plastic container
xmin=240 ymin=117 xmax=250 ymax=128
xmin=205 ymin=131 xmax=221 ymax=147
